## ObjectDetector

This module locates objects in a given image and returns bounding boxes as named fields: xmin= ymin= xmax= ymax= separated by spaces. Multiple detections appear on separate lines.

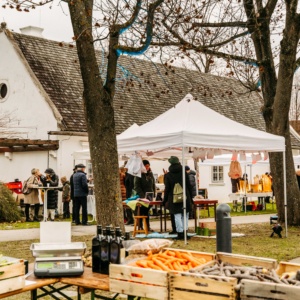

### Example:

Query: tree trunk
xmin=271 ymin=12 xmax=300 ymax=225
xmin=245 ymin=2 xmax=300 ymax=225
xmin=68 ymin=0 xmax=124 ymax=230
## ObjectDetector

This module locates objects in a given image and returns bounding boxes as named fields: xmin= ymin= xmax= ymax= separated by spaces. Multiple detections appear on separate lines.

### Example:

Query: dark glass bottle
xmin=92 ymin=225 xmax=102 ymax=273
xmin=99 ymin=226 xmax=110 ymax=274
xmin=110 ymin=227 xmax=122 ymax=264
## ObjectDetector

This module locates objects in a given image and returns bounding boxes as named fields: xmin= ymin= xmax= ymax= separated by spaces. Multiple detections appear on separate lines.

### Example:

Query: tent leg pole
xmin=182 ymin=146 xmax=187 ymax=244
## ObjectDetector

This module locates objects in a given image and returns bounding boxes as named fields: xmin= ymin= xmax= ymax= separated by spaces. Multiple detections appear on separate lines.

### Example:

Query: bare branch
xmin=116 ymin=0 xmax=164 ymax=56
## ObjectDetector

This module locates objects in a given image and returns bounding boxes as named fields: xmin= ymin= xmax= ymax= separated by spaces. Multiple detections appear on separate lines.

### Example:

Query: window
xmin=212 ymin=166 xmax=224 ymax=183
xmin=0 ymin=83 xmax=8 ymax=100
xmin=87 ymin=161 xmax=93 ymax=181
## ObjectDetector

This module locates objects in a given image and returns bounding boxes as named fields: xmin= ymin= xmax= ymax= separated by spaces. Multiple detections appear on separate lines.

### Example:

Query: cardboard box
xmin=199 ymin=222 xmax=216 ymax=230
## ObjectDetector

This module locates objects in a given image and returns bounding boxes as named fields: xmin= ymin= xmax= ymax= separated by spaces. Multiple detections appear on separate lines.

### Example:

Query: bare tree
xmin=152 ymin=0 xmax=300 ymax=225
xmin=2 ymin=0 xmax=172 ymax=228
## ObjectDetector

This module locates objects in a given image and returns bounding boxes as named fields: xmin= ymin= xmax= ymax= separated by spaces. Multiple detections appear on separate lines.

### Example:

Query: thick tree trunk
xmin=245 ymin=2 xmax=300 ymax=225
xmin=271 ymin=14 xmax=300 ymax=225
xmin=68 ymin=0 xmax=124 ymax=229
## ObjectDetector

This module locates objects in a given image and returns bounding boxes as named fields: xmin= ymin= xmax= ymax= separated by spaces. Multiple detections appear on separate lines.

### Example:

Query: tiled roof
xmin=9 ymin=31 xmax=300 ymax=148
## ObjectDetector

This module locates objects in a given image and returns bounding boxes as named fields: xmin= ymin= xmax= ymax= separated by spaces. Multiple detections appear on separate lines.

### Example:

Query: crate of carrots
xmin=109 ymin=248 xmax=215 ymax=300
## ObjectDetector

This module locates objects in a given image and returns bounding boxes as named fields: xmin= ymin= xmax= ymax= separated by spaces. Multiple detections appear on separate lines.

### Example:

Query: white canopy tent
xmin=117 ymin=94 xmax=287 ymax=241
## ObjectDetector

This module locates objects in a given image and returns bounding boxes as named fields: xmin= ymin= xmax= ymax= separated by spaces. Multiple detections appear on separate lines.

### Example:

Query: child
xmin=61 ymin=176 xmax=71 ymax=219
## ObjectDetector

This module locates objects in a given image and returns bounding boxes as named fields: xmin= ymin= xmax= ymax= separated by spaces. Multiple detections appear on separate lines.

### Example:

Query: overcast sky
xmin=0 ymin=1 xmax=73 ymax=42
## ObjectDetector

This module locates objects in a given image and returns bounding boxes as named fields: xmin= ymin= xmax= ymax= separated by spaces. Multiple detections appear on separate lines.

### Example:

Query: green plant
xmin=0 ymin=182 xmax=22 ymax=222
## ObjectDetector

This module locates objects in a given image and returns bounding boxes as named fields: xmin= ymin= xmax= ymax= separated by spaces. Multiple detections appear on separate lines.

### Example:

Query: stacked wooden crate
xmin=169 ymin=252 xmax=277 ymax=300
xmin=0 ymin=257 xmax=25 ymax=295
xmin=109 ymin=248 xmax=215 ymax=300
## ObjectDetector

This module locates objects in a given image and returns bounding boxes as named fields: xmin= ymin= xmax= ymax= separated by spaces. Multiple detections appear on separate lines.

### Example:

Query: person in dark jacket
xmin=185 ymin=166 xmax=197 ymax=219
xmin=124 ymin=168 xmax=135 ymax=225
xmin=73 ymin=163 xmax=89 ymax=225
xmin=134 ymin=160 xmax=156 ymax=230
xmin=40 ymin=168 xmax=59 ymax=221
xmin=163 ymin=156 xmax=193 ymax=240
xmin=185 ymin=166 xmax=197 ymax=197
xmin=70 ymin=165 xmax=78 ymax=223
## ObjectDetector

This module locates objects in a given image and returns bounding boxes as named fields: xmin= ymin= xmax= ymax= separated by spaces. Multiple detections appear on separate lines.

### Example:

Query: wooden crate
xmin=0 ymin=276 xmax=25 ymax=294
xmin=169 ymin=271 xmax=237 ymax=300
xmin=240 ymin=261 xmax=300 ymax=300
xmin=216 ymin=252 xmax=277 ymax=270
xmin=0 ymin=257 xmax=25 ymax=295
xmin=0 ymin=260 xmax=25 ymax=281
xmin=240 ymin=279 xmax=300 ymax=300
xmin=276 ymin=261 xmax=300 ymax=275
xmin=109 ymin=248 xmax=215 ymax=300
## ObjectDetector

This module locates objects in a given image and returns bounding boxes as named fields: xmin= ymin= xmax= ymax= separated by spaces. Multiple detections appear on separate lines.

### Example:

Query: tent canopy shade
xmin=117 ymin=94 xmax=285 ymax=154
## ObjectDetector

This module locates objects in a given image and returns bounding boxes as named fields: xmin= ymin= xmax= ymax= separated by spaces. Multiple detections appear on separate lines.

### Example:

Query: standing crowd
xmin=120 ymin=156 xmax=196 ymax=240
xmin=23 ymin=158 xmax=196 ymax=236
xmin=23 ymin=163 xmax=90 ymax=224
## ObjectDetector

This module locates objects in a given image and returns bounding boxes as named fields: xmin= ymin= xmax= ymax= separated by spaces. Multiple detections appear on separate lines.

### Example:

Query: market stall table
xmin=193 ymin=199 xmax=218 ymax=231
xmin=0 ymin=265 xmax=118 ymax=300
xmin=229 ymin=192 xmax=273 ymax=211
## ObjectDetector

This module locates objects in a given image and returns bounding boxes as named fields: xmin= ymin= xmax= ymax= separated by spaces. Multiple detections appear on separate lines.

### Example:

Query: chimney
xmin=20 ymin=26 xmax=44 ymax=37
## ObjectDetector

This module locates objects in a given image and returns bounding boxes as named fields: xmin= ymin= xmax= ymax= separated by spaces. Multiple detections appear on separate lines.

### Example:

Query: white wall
xmin=0 ymin=32 xmax=58 ymax=139
xmin=198 ymin=163 xmax=271 ymax=203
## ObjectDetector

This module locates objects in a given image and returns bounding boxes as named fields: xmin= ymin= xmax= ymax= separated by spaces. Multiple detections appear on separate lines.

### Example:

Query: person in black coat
xmin=124 ymin=169 xmax=135 ymax=225
xmin=40 ymin=168 xmax=59 ymax=221
xmin=163 ymin=156 xmax=193 ymax=240
xmin=185 ymin=166 xmax=197 ymax=219
xmin=134 ymin=160 xmax=156 ymax=230
xmin=70 ymin=165 xmax=78 ymax=223
xmin=73 ymin=163 xmax=89 ymax=225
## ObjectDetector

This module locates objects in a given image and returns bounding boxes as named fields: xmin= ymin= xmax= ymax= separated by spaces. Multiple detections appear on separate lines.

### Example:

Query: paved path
xmin=0 ymin=214 xmax=275 ymax=242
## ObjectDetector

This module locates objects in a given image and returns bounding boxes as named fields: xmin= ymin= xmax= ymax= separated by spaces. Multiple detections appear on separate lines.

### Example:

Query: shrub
xmin=0 ymin=182 xmax=22 ymax=222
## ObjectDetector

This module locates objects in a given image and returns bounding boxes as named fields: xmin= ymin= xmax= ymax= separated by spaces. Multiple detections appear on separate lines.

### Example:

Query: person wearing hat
xmin=134 ymin=159 xmax=156 ymax=230
xmin=69 ymin=165 xmax=78 ymax=223
xmin=23 ymin=168 xmax=42 ymax=222
xmin=40 ymin=168 xmax=59 ymax=221
xmin=73 ymin=163 xmax=89 ymax=225
xmin=163 ymin=156 xmax=193 ymax=240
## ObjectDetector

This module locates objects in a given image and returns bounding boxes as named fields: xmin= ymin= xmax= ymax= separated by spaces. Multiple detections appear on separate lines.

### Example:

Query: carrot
xmin=165 ymin=257 xmax=187 ymax=264
xmin=167 ymin=262 xmax=175 ymax=270
xmin=153 ymin=258 xmax=170 ymax=271
xmin=165 ymin=250 xmax=176 ymax=256
xmin=182 ymin=265 xmax=189 ymax=271
xmin=157 ymin=253 xmax=173 ymax=260
xmin=180 ymin=253 xmax=203 ymax=267
xmin=136 ymin=260 xmax=149 ymax=268
xmin=156 ymin=257 xmax=168 ymax=263
xmin=172 ymin=261 xmax=183 ymax=271
xmin=174 ymin=251 xmax=182 ymax=259
xmin=147 ymin=261 xmax=162 ymax=270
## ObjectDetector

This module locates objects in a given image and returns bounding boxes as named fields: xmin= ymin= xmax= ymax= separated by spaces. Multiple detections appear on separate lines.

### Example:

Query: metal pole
xmin=182 ymin=145 xmax=187 ymax=244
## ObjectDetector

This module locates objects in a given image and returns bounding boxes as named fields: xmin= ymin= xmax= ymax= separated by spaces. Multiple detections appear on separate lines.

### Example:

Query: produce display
xmin=134 ymin=249 xmax=207 ymax=271
xmin=190 ymin=260 xmax=300 ymax=290
xmin=0 ymin=255 xmax=9 ymax=267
